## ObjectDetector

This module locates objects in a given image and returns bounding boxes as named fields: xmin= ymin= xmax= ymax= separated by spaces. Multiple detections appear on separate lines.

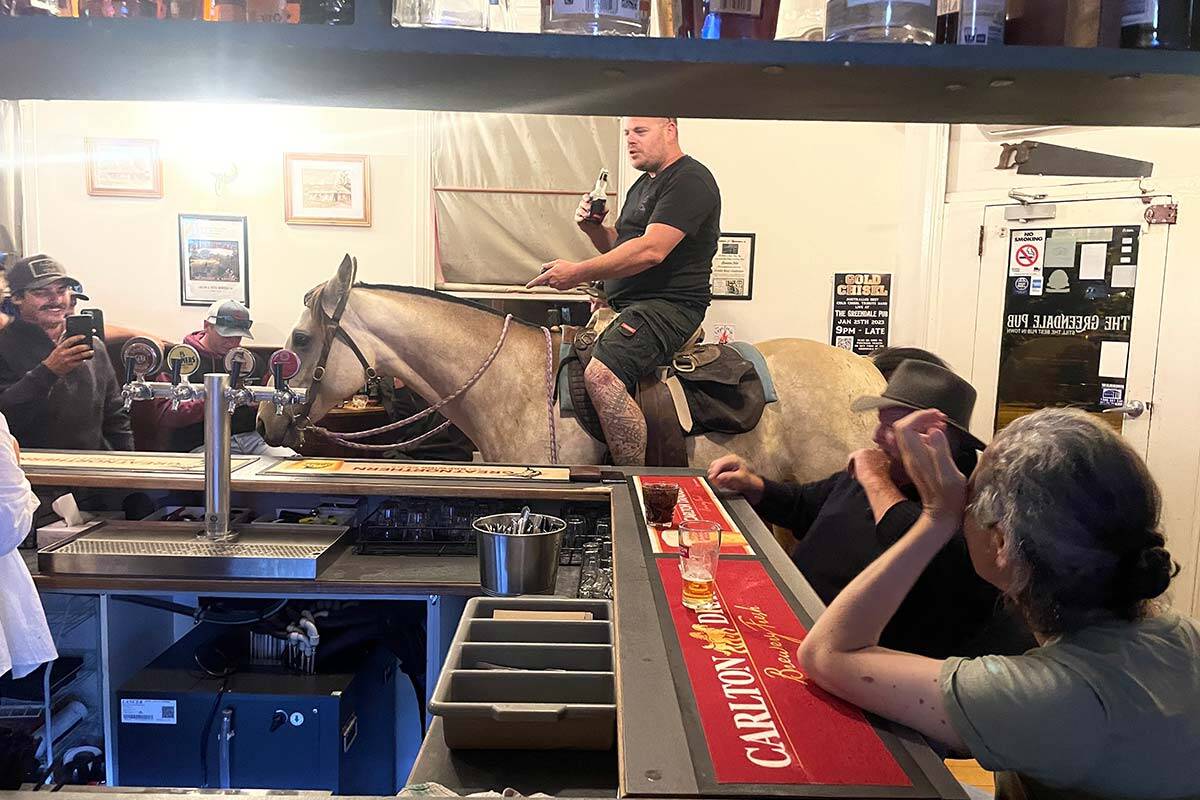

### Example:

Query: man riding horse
xmin=528 ymin=117 xmax=721 ymax=467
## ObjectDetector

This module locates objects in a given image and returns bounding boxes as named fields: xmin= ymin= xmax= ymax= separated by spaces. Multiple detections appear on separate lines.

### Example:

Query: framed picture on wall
xmin=178 ymin=214 xmax=250 ymax=307
xmin=85 ymin=138 xmax=163 ymax=198
xmin=284 ymin=153 xmax=371 ymax=226
xmin=710 ymin=232 xmax=755 ymax=300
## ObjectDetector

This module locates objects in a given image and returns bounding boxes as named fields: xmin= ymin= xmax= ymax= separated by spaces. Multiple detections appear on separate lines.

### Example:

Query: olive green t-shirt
xmin=941 ymin=610 xmax=1200 ymax=800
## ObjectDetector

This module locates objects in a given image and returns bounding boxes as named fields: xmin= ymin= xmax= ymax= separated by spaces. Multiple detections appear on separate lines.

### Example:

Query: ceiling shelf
xmin=4 ymin=9 xmax=1200 ymax=126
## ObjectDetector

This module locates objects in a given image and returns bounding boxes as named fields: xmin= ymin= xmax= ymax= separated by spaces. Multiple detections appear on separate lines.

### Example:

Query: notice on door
xmin=830 ymin=272 xmax=891 ymax=357
xmin=997 ymin=226 xmax=1138 ymax=432
xmin=1009 ymin=229 xmax=1046 ymax=277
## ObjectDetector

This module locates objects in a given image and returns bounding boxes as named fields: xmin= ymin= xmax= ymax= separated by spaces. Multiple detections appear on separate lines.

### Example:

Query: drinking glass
xmin=679 ymin=521 xmax=721 ymax=610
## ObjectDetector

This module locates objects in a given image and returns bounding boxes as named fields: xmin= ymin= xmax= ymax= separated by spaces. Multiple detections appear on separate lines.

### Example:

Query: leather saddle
xmin=557 ymin=310 xmax=772 ymax=467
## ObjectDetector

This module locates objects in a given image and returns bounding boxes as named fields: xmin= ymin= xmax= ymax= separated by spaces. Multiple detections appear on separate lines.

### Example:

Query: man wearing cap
xmin=153 ymin=300 xmax=295 ymax=457
xmin=0 ymin=255 xmax=131 ymax=451
xmin=709 ymin=359 xmax=1033 ymax=658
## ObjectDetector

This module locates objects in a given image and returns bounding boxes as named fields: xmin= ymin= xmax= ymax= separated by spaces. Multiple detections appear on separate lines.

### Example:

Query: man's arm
xmin=754 ymin=474 xmax=840 ymax=538
xmin=528 ymin=223 xmax=684 ymax=290
xmin=582 ymin=224 xmax=619 ymax=255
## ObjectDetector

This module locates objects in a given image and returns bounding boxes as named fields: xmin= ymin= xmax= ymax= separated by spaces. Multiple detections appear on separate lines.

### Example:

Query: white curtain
xmin=432 ymin=112 xmax=619 ymax=287
xmin=0 ymin=100 xmax=21 ymax=268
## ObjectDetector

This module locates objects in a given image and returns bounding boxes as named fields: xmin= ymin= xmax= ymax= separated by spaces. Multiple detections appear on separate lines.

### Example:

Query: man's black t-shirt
xmin=604 ymin=155 xmax=720 ymax=313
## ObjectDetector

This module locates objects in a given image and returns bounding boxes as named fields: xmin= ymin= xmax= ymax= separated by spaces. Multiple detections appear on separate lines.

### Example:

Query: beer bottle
xmin=585 ymin=168 xmax=609 ymax=225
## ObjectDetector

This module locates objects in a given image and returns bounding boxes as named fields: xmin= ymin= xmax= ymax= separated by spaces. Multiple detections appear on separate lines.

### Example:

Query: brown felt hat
xmin=850 ymin=359 xmax=985 ymax=451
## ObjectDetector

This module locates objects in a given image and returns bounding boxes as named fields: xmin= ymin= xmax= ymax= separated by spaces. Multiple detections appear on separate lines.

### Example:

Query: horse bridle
xmin=285 ymin=272 xmax=556 ymax=461
xmin=290 ymin=280 xmax=377 ymax=434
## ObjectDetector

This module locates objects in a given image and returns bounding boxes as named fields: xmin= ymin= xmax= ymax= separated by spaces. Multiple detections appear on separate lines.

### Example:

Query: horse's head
xmin=257 ymin=254 xmax=371 ymax=449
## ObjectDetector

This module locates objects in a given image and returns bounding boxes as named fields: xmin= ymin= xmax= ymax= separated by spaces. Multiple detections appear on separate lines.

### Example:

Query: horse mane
xmin=354 ymin=283 xmax=544 ymax=330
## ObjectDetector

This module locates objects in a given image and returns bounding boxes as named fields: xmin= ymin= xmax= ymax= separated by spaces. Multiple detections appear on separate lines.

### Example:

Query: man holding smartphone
xmin=0 ymin=255 xmax=131 ymax=450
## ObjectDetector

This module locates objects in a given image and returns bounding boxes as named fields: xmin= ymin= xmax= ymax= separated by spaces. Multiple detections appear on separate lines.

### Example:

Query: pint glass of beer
xmin=679 ymin=521 xmax=722 ymax=610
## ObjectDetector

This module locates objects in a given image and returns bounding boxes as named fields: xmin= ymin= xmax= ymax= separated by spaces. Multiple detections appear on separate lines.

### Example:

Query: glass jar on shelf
xmin=11 ymin=0 xmax=78 ymax=15
xmin=1121 ymin=0 xmax=1198 ymax=49
xmin=936 ymin=0 xmax=1005 ymax=44
xmin=393 ymin=0 xmax=488 ymax=29
xmin=775 ymin=0 xmax=824 ymax=39
xmin=542 ymin=0 xmax=651 ymax=36
xmin=824 ymin=0 xmax=937 ymax=43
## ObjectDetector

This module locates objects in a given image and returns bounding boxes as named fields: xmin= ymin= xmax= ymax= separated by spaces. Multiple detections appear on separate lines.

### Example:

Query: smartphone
xmin=80 ymin=308 xmax=106 ymax=342
xmin=64 ymin=314 xmax=96 ymax=350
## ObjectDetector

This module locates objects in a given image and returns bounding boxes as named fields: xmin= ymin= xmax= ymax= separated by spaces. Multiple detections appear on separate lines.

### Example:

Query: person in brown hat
xmin=0 ymin=255 xmax=131 ymax=451
xmin=709 ymin=358 xmax=1032 ymax=659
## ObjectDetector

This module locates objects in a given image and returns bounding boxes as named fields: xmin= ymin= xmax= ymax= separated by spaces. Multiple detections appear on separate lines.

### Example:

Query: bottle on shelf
xmin=690 ymin=0 xmax=782 ymax=39
xmin=1121 ymin=0 xmax=1198 ymax=49
xmin=1004 ymin=0 xmax=1123 ymax=47
xmin=824 ymin=0 xmax=937 ymax=43
xmin=585 ymin=168 xmax=609 ymax=225
xmin=541 ymin=0 xmax=651 ymax=35
xmin=775 ymin=0 xmax=825 ymax=39
xmin=936 ymin=0 xmax=1005 ymax=44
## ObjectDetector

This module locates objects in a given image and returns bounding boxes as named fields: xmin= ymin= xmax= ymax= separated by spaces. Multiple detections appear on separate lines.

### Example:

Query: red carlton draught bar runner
xmin=634 ymin=475 xmax=755 ymax=556
xmin=656 ymin=559 xmax=911 ymax=787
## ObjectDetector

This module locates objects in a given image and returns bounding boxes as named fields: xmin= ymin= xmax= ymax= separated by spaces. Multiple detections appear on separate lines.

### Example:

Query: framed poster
xmin=284 ymin=153 xmax=371 ymax=226
xmin=830 ymin=272 xmax=891 ymax=356
xmin=85 ymin=138 xmax=162 ymax=198
xmin=710 ymin=232 xmax=754 ymax=300
xmin=178 ymin=214 xmax=249 ymax=307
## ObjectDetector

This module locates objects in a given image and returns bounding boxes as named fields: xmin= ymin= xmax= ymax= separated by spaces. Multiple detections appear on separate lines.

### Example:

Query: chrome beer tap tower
xmin=119 ymin=337 xmax=306 ymax=543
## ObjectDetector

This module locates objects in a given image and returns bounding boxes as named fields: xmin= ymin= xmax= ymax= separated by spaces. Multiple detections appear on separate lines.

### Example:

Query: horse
xmin=257 ymin=256 xmax=886 ymax=486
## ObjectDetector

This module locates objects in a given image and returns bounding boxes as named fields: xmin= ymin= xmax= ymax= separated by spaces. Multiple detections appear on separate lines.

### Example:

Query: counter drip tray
xmin=38 ymin=521 xmax=349 ymax=580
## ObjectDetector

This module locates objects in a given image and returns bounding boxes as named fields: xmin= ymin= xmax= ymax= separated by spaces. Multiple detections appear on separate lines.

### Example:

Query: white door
xmin=969 ymin=196 xmax=1170 ymax=460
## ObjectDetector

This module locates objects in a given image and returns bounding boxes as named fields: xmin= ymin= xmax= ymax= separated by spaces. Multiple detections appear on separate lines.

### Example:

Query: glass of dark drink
xmin=642 ymin=483 xmax=680 ymax=528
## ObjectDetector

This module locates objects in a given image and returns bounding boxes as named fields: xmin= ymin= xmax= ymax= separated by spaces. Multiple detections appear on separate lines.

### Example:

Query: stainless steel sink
xmin=38 ymin=521 xmax=349 ymax=580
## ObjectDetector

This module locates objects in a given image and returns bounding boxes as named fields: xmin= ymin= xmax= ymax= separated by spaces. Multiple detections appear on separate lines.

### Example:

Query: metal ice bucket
xmin=473 ymin=513 xmax=566 ymax=597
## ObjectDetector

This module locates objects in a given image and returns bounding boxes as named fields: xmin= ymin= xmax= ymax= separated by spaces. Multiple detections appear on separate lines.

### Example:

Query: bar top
xmin=20 ymin=449 xmax=612 ymax=500
xmin=23 ymin=452 xmax=962 ymax=799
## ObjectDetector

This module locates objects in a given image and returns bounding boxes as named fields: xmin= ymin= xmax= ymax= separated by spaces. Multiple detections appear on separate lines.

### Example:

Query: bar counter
xmin=12 ymin=450 xmax=964 ymax=800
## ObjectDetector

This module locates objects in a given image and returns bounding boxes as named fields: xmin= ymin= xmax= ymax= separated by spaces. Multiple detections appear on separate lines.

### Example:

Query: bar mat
xmin=654 ymin=558 xmax=911 ymax=788
xmin=633 ymin=475 xmax=754 ymax=555
xmin=262 ymin=459 xmax=570 ymax=481
xmin=21 ymin=451 xmax=255 ymax=473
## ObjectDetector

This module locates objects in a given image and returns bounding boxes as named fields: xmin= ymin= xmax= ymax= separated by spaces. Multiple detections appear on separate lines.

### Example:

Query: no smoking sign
xmin=1009 ymin=229 xmax=1046 ymax=277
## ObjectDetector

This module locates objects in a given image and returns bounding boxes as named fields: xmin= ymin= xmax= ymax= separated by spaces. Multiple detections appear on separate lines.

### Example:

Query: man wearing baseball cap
xmin=709 ymin=356 xmax=1033 ymax=659
xmin=0 ymin=255 xmax=131 ymax=450
xmin=153 ymin=300 xmax=294 ymax=456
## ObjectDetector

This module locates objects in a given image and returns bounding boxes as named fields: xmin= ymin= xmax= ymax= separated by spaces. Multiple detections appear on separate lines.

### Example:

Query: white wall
xmin=935 ymin=124 xmax=1200 ymax=615
xmin=20 ymin=103 xmax=930 ymax=352
xmin=19 ymin=100 xmax=432 ymax=345
xmin=665 ymin=119 xmax=940 ymax=348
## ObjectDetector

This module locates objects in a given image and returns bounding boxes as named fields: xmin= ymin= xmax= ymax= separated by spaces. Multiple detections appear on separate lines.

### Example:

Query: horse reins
xmin=292 ymin=284 xmax=560 ymax=464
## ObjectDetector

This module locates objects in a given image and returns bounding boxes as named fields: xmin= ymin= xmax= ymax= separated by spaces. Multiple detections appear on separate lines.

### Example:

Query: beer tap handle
xmin=229 ymin=361 xmax=244 ymax=389
xmin=170 ymin=358 xmax=183 ymax=386
xmin=124 ymin=356 xmax=137 ymax=386
xmin=273 ymin=362 xmax=285 ymax=392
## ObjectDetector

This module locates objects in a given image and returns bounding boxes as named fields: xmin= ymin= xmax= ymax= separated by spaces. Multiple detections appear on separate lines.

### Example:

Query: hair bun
xmin=1126 ymin=546 xmax=1177 ymax=601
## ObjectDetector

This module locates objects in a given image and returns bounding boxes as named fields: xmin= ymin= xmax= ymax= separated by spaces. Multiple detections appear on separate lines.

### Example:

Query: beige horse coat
xmin=259 ymin=257 xmax=885 ymax=485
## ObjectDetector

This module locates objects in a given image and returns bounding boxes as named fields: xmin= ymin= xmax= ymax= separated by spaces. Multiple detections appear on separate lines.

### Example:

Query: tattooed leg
xmin=585 ymin=358 xmax=646 ymax=467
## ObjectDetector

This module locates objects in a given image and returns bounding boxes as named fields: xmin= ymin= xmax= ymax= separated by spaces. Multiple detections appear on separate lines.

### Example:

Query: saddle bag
xmin=671 ymin=345 xmax=765 ymax=435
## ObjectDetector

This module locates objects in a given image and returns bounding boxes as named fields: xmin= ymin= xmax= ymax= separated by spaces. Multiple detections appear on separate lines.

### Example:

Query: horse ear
xmin=322 ymin=254 xmax=356 ymax=317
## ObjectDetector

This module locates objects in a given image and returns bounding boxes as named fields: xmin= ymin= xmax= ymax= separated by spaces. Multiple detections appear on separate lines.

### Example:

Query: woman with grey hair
xmin=799 ymin=407 xmax=1200 ymax=800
